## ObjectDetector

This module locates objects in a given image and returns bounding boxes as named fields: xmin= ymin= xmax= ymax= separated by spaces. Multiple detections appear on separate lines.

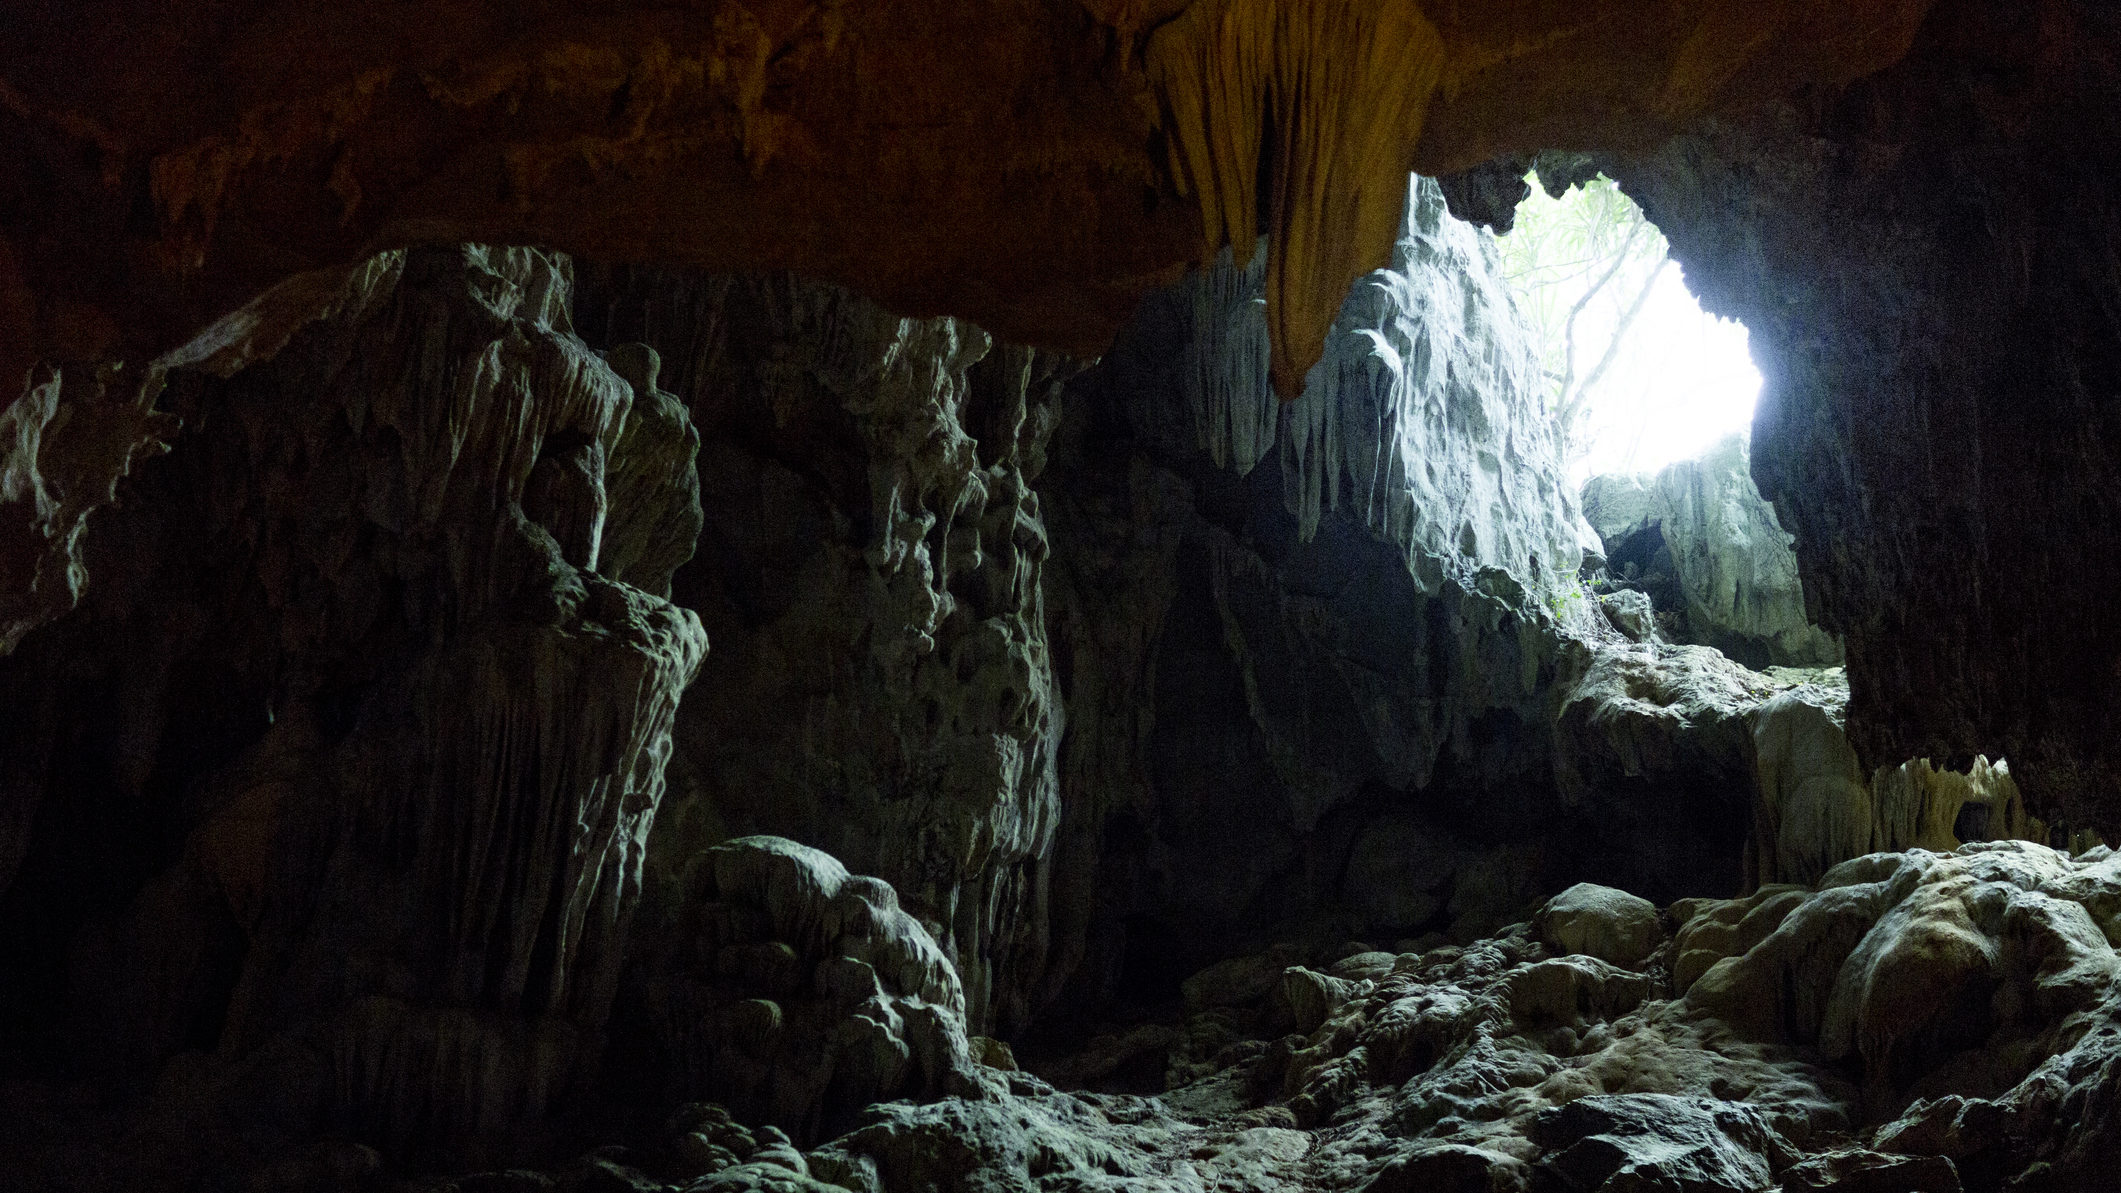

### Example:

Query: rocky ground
xmin=25 ymin=833 xmax=2101 ymax=1193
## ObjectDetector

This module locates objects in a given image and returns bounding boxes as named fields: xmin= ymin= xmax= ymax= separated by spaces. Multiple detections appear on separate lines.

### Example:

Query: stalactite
xmin=1148 ymin=0 xmax=1446 ymax=398
xmin=1170 ymin=175 xmax=1595 ymax=600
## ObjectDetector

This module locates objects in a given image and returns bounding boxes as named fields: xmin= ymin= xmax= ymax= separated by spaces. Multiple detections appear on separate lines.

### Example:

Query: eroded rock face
xmin=1748 ymin=683 xmax=2088 ymax=888
xmin=5 ymin=0 xmax=2121 ymax=847
xmin=572 ymin=268 xmax=1071 ymax=1037
xmin=1042 ymin=179 xmax=1700 ymax=991
xmin=0 ymin=0 xmax=1935 ymax=426
xmin=255 ymin=836 xmax=2121 ymax=1193
xmin=615 ymin=835 xmax=994 ymax=1144
xmin=1593 ymin=0 xmax=2121 ymax=831
xmin=0 ymin=245 xmax=707 ymax=1176
xmin=1583 ymin=434 xmax=1841 ymax=669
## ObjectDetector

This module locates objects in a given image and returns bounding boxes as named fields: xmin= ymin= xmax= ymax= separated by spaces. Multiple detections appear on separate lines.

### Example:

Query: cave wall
xmin=569 ymin=269 xmax=1074 ymax=1037
xmin=1582 ymin=433 xmax=1844 ymax=669
xmin=1040 ymin=179 xmax=1774 ymax=1000
xmin=1588 ymin=0 xmax=2121 ymax=831
xmin=0 ymin=246 xmax=708 ymax=1175
xmin=10 ymin=0 xmax=2121 ymax=841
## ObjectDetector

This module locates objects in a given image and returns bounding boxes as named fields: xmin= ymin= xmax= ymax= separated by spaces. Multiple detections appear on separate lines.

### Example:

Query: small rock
xmin=1599 ymin=589 xmax=1658 ymax=642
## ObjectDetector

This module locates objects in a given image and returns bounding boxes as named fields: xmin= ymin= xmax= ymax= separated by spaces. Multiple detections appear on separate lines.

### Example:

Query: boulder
xmin=620 ymin=836 xmax=994 ymax=1144
xmin=1536 ymin=884 xmax=1664 ymax=970
xmin=1530 ymin=1094 xmax=1794 ymax=1193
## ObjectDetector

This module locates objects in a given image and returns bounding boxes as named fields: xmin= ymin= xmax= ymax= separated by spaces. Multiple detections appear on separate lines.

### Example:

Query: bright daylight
xmin=1496 ymin=171 xmax=1761 ymax=483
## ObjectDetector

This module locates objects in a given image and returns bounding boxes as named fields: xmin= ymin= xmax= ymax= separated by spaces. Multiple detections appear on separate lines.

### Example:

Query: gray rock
xmin=1583 ymin=435 xmax=1840 ymax=668
xmin=574 ymin=269 xmax=1073 ymax=1037
xmin=1536 ymin=883 xmax=1663 ymax=970
xmin=1600 ymin=589 xmax=1658 ymax=642
xmin=621 ymin=836 xmax=992 ymax=1143
xmin=1363 ymin=1144 xmax=1529 ymax=1192
xmin=1530 ymin=1094 xmax=1794 ymax=1193
xmin=814 ymin=1076 xmax=1210 ymax=1193
xmin=1778 ymin=1149 xmax=1960 ymax=1192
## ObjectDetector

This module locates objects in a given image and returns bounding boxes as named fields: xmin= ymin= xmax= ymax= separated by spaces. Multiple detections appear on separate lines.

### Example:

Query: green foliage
xmin=1495 ymin=173 xmax=1672 ymax=466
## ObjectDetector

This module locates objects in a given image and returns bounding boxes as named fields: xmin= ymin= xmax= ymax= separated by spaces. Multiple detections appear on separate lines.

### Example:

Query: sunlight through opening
xmin=1495 ymin=172 xmax=1761 ymax=484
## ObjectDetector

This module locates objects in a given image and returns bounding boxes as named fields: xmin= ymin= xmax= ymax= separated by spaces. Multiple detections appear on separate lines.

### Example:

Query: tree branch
xmin=1556 ymin=218 xmax=1645 ymax=414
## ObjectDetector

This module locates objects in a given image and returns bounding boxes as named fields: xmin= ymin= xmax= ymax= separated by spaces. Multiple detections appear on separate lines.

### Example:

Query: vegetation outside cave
xmin=1496 ymin=171 xmax=1761 ymax=484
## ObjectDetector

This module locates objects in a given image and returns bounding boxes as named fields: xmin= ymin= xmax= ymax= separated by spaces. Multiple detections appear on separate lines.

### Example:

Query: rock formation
xmin=570 ymin=268 xmax=1072 ymax=1038
xmin=0 ymin=0 xmax=1934 ymax=406
xmin=615 ymin=835 xmax=994 ymax=1145
xmin=1583 ymin=433 xmax=1842 ymax=668
xmin=1580 ymin=0 xmax=2121 ymax=830
xmin=7 ymin=0 xmax=2121 ymax=832
xmin=7 ymin=1 xmax=2121 ymax=1184
xmin=0 ymin=245 xmax=708 ymax=1178
xmin=1040 ymin=177 xmax=1762 ymax=997
xmin=279 ymin=840 xmax=2121 ymax=1193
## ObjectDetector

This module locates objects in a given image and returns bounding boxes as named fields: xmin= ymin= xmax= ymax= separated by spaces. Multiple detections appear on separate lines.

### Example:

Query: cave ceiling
xmin=0 ymin=0 xmax=1933 ymax=402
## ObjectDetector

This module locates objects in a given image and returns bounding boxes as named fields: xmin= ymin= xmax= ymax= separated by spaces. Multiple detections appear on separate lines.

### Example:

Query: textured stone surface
xmin=5 ymin=0 xmax=2121 ymax=848
xmin=572 ymin=268 xmax=1071 ymax=1037
xmin=1548 ymin=642 xmax=1818 ymax=901
xmin=1536 ymin=884 xmax=1663 ymax=971
xmin=1529 ymin=1093 xmax=1792 ymax=1193
xmin=0 ymin=245 xmax=708 ymax=1178
xmin=10 ymin=7 xmax=2121 ymax=1174
xmin=615 ymin=836 xmax=993 ymax=1143
xmin=1583 ymin=434 xmax=1840 ymax=669
xmin=0 ymin=0 xmax=1935 ymax=427
xmin=1748 ymin=685 xmax=2075 ymax=888
xmin=257 ymin=836 xmax=2121 ymax=1190
xmin=1042 ymin=178 xmax=1741 ymax=996
xmin=1594 ymin=0 xmax=2121 ymax=831
xmin=1167 ymin=179 xmax=1600 ymax=591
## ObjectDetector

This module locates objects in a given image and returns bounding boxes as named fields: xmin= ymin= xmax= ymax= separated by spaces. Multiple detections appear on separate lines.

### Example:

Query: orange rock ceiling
xmin=2 ymin=0 xmax=1934 ymax=410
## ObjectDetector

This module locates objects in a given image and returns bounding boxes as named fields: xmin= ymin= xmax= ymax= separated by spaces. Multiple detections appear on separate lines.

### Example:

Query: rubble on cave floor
xmin=205 ymin=836 xmax=2116 ymax=1193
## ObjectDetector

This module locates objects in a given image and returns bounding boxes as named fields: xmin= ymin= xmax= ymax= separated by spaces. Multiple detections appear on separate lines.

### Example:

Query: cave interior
xmin=4 ymin=1 xmax=2121 ymax=1190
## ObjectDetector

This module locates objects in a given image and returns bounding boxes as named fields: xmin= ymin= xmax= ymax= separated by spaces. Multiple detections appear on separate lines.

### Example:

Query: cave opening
xmin=1497 ymin=171 xmax=1762 ymax=485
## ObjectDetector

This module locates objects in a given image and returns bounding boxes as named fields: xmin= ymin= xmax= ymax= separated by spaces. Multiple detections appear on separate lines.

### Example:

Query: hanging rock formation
xmin=9 ymin=0 xmax=2121 ymax=1182
xmin=0 ymin=0 xmax=1937 ymax=411
xmin=1583 ymin=433 xmax=1842 ymax=668
xmin=7 ymin=0 xmax=2121 ymax=834
xmin=1040 ymin=177 xmax=1776 ymax=998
